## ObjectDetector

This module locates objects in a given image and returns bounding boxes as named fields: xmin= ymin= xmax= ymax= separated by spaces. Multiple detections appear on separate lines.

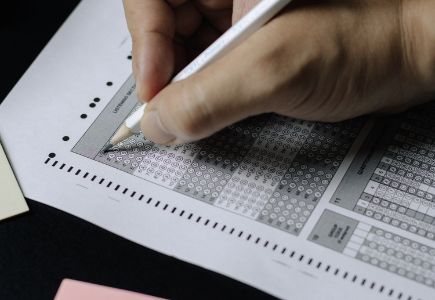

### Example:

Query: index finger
xmin=123 ymin=0 xmax=177 ymax=101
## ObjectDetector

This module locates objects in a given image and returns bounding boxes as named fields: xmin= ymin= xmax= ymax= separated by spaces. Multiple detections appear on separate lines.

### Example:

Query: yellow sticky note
xmin=0 ymin=142 xmax=28 ymax=220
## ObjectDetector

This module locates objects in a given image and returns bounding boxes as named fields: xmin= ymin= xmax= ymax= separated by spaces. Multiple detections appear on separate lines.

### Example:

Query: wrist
xmin=403 ymin=0 xmax=435 ymax=93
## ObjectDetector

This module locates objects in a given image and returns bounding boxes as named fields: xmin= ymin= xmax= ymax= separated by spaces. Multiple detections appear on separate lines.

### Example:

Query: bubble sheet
xmin=133 ymin=143 xmax=200 ymax=188
xmin=95 ymin=135 xmax=150 ymax=174
xmin=94 ymin=114 xmax=363 ymax=235
xmin=174 ymin=128 xmax=253 ymax=203
xmin=215 ymin=116 xmax=313 ymax=219
xmin=354 ymin=106 xmax=435 ymax=240
xmin=259 ymin=122 xmax=358 ymax=234
xmin=309 ymin=210 xmax=435 ymax=289
xmin=96 ymin=137 xmax=200 ymax=189
xmin=357 ymin=227 xmax=435 ymax=288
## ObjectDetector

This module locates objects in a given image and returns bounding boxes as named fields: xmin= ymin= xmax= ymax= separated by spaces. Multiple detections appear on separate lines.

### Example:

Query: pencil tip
xmin=102 ymin=143 xmax=114 ymax=153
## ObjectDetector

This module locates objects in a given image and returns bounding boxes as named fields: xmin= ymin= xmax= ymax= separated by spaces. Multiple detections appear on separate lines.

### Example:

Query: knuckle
xmin=260 ymin=16 xmax=347 ymax=118
xmin=252 ymin=35 xmax=323 ymax=112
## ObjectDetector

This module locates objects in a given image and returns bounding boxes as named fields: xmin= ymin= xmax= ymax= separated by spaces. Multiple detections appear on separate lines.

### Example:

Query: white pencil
xmin=105 ymin=0 xmax=292 ymax=152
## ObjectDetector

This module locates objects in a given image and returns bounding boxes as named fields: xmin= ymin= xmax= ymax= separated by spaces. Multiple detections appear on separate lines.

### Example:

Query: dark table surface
xmin=0 ymin=2 xmax=275 ymax=299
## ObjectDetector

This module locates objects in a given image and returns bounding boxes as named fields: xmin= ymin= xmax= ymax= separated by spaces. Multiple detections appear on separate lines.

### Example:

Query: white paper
xmin=0 ymin=1 xmax=434 ymax=299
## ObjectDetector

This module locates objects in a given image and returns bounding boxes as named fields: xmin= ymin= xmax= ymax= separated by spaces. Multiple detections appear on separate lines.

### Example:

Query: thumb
xmin=140 ymin=42 xmax=269 ymax=145
xmin=123 ymin=0 xmax=175 ymax=101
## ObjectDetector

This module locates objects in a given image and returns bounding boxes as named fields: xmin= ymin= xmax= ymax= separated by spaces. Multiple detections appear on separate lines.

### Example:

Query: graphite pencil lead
xmin=102 ymin=143 xmax=114 ymax=153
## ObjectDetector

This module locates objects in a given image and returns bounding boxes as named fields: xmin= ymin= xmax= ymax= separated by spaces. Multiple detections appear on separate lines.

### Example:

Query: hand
xmin=123 ymin=0 xmax=435 ymax=145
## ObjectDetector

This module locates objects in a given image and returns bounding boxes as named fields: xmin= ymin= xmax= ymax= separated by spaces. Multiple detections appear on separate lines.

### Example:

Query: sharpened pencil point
xmin=103 ymin=143 xmax=114 ymax=153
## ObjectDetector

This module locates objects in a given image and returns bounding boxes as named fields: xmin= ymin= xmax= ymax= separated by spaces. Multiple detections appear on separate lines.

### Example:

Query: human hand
xmin=123 ymin=0 xmax=435 ymax=145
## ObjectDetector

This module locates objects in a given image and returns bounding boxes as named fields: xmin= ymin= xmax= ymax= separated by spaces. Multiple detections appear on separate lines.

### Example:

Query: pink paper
xmin=54 ymin=279 xmax=166 ymax=300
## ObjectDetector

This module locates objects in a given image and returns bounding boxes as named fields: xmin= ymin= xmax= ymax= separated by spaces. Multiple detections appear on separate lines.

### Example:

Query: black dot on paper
xmin=106 ymin=81 xmax=113 ymax=86
xmin=62 ymin=136 xmax=70 ymax=141
xmin=89 ymin=103 xmax=96 ymax=108
xmin=93 ymin=97 xmax=100 ymax=103
xmin=127 ymin=55 xmax=132 ymax=60
xmin=81 ymin=114 xmax=87 ymax=119
xmin=49 ymin=153 xmax=56 ymax=158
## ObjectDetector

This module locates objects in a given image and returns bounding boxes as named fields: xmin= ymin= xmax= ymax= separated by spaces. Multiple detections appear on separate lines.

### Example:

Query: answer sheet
xmin=0 ymin=1 xmax=434 ymax=299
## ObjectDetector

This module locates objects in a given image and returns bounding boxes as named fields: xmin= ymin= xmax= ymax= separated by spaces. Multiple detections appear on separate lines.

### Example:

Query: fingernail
xmin=141 ymin=111 xmax=175 ymax=144
xmin=136 ymin=82 xmax=148 ymax=103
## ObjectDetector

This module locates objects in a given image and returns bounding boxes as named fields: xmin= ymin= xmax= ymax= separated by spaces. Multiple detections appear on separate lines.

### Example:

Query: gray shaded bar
xmin=308 ymin=210 xmax=359 ymax=252
xmin=330 ymin=120 xmax=394 ymax=210
xmin=72 ymin=75 xmax=138 ymax=158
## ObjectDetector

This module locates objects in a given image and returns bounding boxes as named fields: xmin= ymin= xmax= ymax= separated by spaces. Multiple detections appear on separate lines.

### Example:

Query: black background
xmin=0 ymin=2 xmax=275 ymax=299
